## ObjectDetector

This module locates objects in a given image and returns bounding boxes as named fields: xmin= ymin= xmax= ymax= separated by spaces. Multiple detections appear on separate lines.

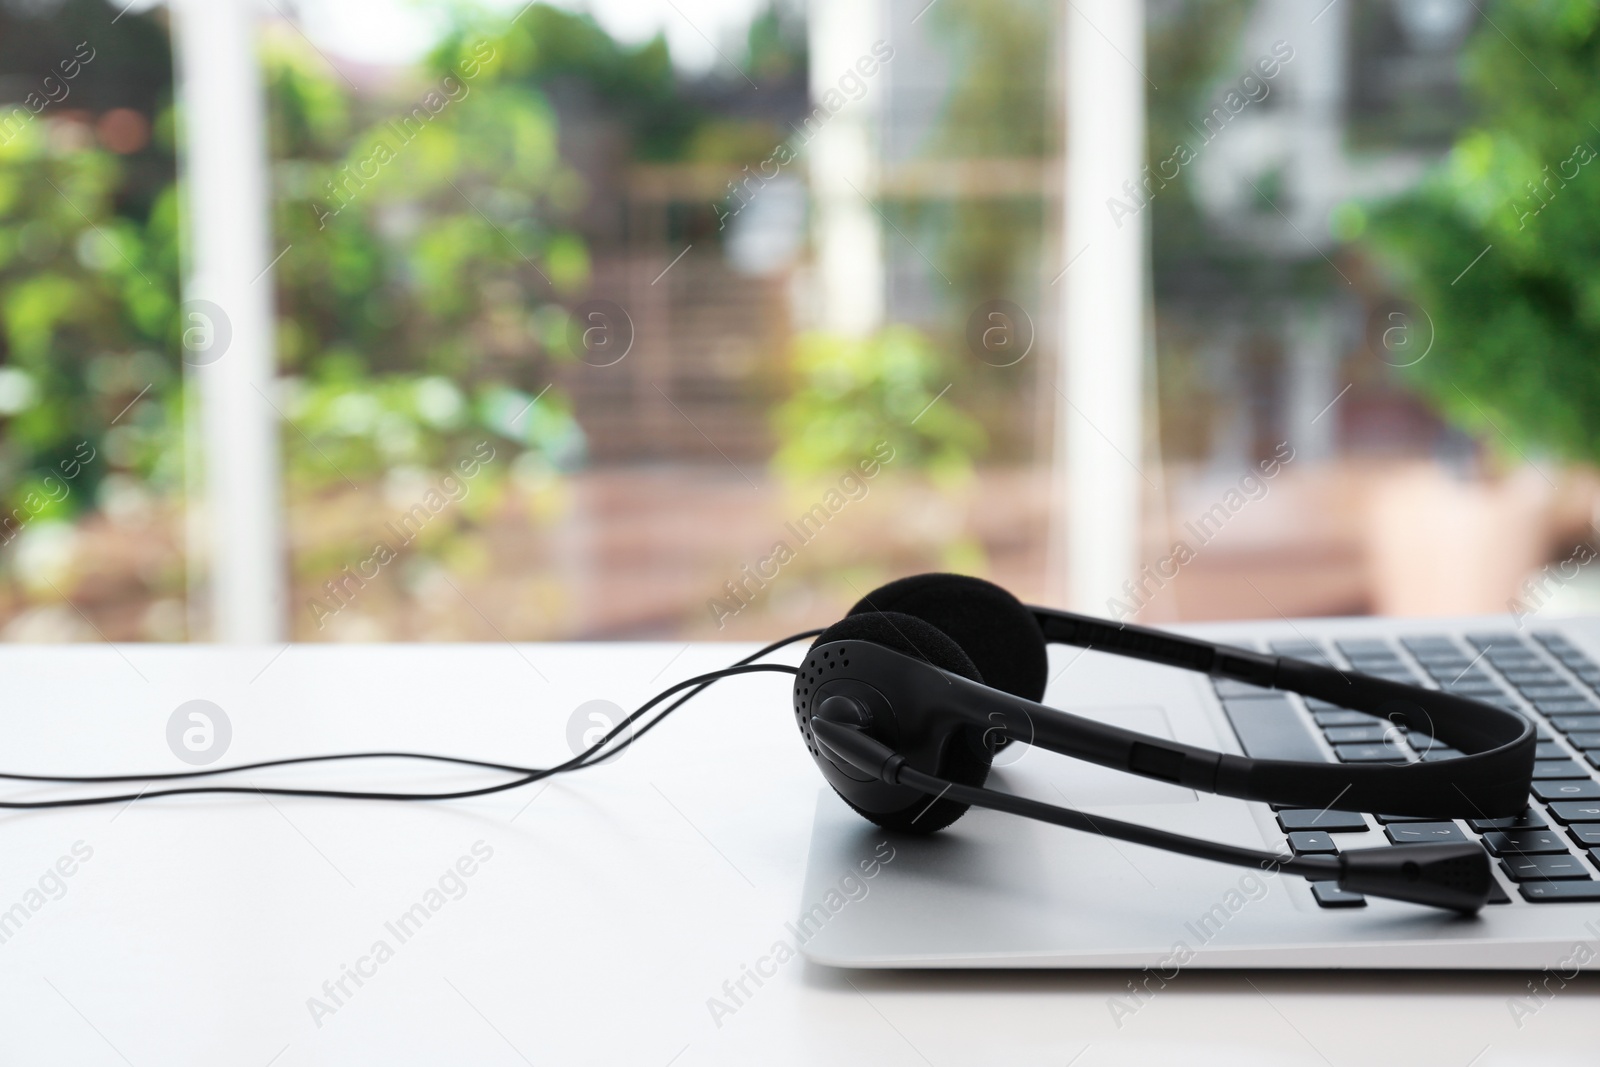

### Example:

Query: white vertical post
xmin=807 ymin=0 xmax=884 ymax=336
xmin=1053 ymin=0 xmax=1147 ymax=614
xmin=171 ymin=0 xmax=285 ymax=642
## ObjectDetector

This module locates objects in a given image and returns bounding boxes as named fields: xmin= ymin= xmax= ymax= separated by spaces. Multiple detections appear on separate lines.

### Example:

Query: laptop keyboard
xmin=1212 ymin=628 xmax=1600 ymax=908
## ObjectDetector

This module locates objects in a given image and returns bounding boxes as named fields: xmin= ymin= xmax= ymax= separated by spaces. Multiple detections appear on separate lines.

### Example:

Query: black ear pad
xmin=848 ymin=573 xmax=1048 ymax=703
xmin=803 ymin=611 xmax=993 ymax=834
xmin=809 ymin=610 xmax=981 ymax=682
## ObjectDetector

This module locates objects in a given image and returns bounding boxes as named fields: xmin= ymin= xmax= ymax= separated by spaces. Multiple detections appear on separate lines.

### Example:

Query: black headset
xmin=797 ymin=573 xmax=1536 ymax=913
xmin=0 ymin=572 xmax=1534 ymax=914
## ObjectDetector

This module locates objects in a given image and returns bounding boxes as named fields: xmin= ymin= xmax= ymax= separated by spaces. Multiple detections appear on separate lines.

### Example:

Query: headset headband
xmin=797 ymin=611 xmax=1535 ymax=822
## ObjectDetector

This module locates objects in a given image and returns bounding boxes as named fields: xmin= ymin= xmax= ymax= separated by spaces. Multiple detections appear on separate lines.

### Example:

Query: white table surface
xmin=0 ymin=640 xmax=1596 ymax=1067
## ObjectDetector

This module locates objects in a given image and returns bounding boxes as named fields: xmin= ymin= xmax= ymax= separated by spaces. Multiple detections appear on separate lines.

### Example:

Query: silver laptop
xmin=797 ymin=614 xmax=1600 ymax=969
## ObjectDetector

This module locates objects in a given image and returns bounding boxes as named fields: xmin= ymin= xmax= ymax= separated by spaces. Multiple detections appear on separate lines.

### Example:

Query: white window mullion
xmin=171 ymin=0 xmax=285 ymax=642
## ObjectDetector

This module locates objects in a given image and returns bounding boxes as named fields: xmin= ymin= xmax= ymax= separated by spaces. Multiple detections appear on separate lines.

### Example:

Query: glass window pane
xmin=0 ymin=0 xmax=186 ymax=640
xmin=269 ymin=0 xmax=1063 ymax=641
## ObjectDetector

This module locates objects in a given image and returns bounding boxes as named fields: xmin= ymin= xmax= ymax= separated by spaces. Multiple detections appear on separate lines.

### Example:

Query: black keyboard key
xmin=1585 ymin=751 xmax=1600 ymax=770
xmin=1567 ymin=825 xmax=1600 ymax=847
xmin=1501 ymin=854 xmax=1593 ymax=881
xmin=1532 ymin=631 xmax=1574 ymax=649
xmin=1418 ymin=747 xmax=1466 ymax=762
xmin=1278 ymin=809 xmax=1368 ymax=832
xmin=1335 ymin=743 xmax=1407 ymax=763
xmin=1287 ymin=831 xmax=1337 ymax=853
xmin=1310 ymin=882 xmax=1366 ymax=908
xmin=1566 ymin=732 xmax=1600 ymax=749
xmin=1549 ymin=715 xmax=1600 ymax=734
xmin=1385 ymin=822 xmax=1469 ymax=845
xmin=1489 ymin=652 xmax=1543 ymax=668
xmin=1444 ymin=682 xmax=1505 ymax=697
xmin=1536 ymin=742 xmax=1570 ymax=759
xmin=1488 ymin=879 xmax=1512 ymax=904
xmin=1323 ymin=725 xmax=1394 ymax=744
xmin=1521 ymin=880 xmax=1600 ymax=902
xmin=1222 ymin=698 xmax=1326 ymax=762
xmin=1481 ymin=830 xmax=1571 ymax=855
xmin=1504 ymin=671 xmax=1563 ymax=686
xmin=1446 ymin=675 xmax=1491 ymax=694
xmin=1214 ymin=679 xmax=1279 ymax=699
xmin=1270 ymin=640 xmax=1324 ymax=656
xmin=1470 ymin=811 xmax=1548 ymax=831
xmin=1522 ymin=686 xmax=1586 ymax=701
xmin=1548 ymin=801 xmax=1600 ymax=824
xmin=1533 ymin=760 xmax=1590 ymax=780
xmin=1312 ymin=709 xmax=1379 ymax=727
xmin=1420 ymin=649 xmax=1471 ymax=662
xmin=1375 ymin=813 xmax=1435 ymax=823
xmin=1534 ymin=699 xmax=1600 ymax=715
xmin=1588 ymin=849 xmax=1600 ymax=871
xmin=1337 ymin=639 xmax=1393 ymax=656
xmin=1467 ymin=633 xmax=1521 ymax=650
xmin=1402 ymin=634 xmax=1459 ymax=649
xmin=1532 ymin=780 xmax=1600 ymax=802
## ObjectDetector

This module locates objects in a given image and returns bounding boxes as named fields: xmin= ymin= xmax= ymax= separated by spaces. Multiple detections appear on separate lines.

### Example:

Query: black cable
xmin=0 ymin=661 xmax=800 ymax=809
xmin=0 ymin=629 xmax=823 ymax=788
xmin=894 ymin=762 xmax=1340 ymax=881
xmin=565 ymin=629 xmax=823 ymax=769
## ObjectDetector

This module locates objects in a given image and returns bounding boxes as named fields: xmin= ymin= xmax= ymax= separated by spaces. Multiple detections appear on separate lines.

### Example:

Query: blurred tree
xmin=923 ymin=0 xmax=1053 ymax=306
xmin=459 ymin=4 xmax=695 ymax=162
xmin=0 ymin=0 xmax=179 ymax=537
xmin=1362 ymin=0 xmax=1600 ymax=467
xmin=771 ymin=327 xmax=984 ymax=483
xmin=265 ymin=22 xmax=590 ymax=489
xmin=1144 ymin=0 xmax=1301 ymax=465
xmin=1146 ymin=0 xmax=1257 ymax=287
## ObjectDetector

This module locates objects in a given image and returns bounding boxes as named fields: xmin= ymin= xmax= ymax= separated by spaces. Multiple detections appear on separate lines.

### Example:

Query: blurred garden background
xmin=1 ymin=0 xmax=1599 ymax=643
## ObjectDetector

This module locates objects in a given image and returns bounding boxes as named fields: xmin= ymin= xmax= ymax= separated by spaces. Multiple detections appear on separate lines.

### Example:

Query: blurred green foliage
xmin=264 ymin=18 xmax=595 ymax=489
xmin=0 ymin=108 xmax=182 ymax=521
xmin=924 ymin=0 xmax=1053 ymax=307
xmin=1146 ymin=0 xmax=1256 ymax=283
xmin=1363 ymin=0 xmax=1600 ymax=466
xmin=771 ymin=327 xmax=984 ymax=483
xmin=0 ymin=3 xmax=646 ymax=537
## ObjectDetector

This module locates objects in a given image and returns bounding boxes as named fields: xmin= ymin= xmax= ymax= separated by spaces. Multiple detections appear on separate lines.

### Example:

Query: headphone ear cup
xmin=848 ymin=573 xmax=1049 ymax=704
xmin=802 ymin=611 xmax=993 ymax=833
